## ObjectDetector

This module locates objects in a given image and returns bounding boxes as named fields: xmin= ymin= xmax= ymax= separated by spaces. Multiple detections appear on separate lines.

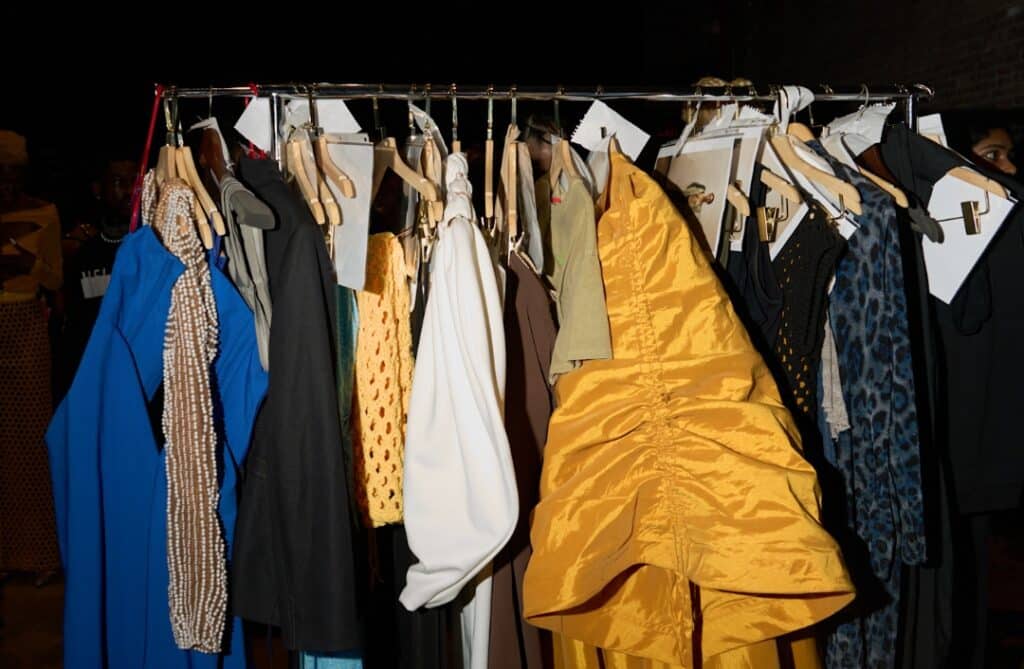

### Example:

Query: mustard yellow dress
xmin=523 ymin=154 xmax=854 ymax=668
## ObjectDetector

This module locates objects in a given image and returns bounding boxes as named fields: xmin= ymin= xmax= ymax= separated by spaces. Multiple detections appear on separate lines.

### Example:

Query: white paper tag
xmin=234 ymin=97 xmax=273 ymax=153
xmin=572 ymin=100 xmax=650 ymax=160
xmin=918 ymin=114 xmax=949 ymax=147
xmin=285 ymin=99 xmax=362 ymax=135
xmin=666 ymin=136 xmax=736 ymax=254
xmin=824 ymin=103 xmax=895 ymax=156
xmin=323 ymin=133 xmax=374 ymax=290
xmin=923 ymin=172 xmax=1016 ymax=303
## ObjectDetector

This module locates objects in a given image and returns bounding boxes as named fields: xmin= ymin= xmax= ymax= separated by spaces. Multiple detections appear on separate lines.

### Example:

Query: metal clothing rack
xmin=159 ymin=82 xmax=933 ymax=160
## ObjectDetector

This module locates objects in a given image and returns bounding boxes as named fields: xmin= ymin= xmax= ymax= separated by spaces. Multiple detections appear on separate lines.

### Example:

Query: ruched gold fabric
xmin=523 ymin=153 xmax=854 ymax=668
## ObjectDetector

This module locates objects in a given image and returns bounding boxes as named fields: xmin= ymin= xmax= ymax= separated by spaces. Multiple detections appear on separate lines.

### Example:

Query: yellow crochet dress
xmin=352 ymin=233 xmax=414 ymax=527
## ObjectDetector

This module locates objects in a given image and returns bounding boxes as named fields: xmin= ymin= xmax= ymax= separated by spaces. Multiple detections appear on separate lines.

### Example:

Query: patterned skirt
xmin=0 ymin=298 xmax=60 ymax=572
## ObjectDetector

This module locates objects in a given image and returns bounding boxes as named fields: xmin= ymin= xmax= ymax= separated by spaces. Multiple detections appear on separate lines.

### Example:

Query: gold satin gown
xmin=523 ymin=153 xmax=855 ymax=668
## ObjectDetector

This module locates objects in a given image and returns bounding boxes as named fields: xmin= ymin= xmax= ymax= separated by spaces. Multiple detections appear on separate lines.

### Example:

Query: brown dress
xmin=488 ymin=250 xmax=556 ymax=669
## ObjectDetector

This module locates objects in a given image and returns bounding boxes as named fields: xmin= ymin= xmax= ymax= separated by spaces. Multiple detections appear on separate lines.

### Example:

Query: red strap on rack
xmin=129 ymin=84 xmax=164 ymax=232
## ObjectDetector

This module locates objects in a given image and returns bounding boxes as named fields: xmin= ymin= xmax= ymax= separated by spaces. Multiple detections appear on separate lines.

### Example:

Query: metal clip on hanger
xmin=932 ymin=190 xmax=992 ymax=235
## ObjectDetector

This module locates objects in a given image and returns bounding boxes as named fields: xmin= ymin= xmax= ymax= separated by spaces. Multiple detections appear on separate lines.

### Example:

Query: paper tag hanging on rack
xmin=918 ymin=114 xmax=949 ymax=147
xmin=234 ymin=96 xmax=274 ymax=153
xmin=923 ymin=172 xmax=1015 ymax=303
xmin=571 ymin=100 xmax=650 ymax=160
xmin=284 ymin=99 xmax=362 ymax=135
xmin=822 ymin=103 xmax=895 ymax=157
xmin=666 ymin=135 xmax=737 ymax=256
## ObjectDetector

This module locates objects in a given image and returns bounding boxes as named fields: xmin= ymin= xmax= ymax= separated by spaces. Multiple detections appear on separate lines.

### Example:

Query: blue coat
xmin=47 ymin=227 xmax=268 ymax=668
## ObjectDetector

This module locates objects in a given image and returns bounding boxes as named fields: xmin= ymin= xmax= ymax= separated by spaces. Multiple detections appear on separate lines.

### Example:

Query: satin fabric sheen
xmin=523 ymin=153 xmax=854 ymax=667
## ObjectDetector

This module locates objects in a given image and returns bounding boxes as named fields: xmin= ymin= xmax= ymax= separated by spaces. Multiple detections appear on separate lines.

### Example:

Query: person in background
xmin=969 ymin=125 xmax=1017 ymax=175
xmin=946 ymin=112 xmax=1019 ymax=176
xmin=0 ymin=129 xmax=62 ymax=585
xmin=56 ymin=157 xmax=135 ymax=397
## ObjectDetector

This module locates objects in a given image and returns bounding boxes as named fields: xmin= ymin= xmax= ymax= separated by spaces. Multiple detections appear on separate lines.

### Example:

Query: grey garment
xmin=515 ymin=142 xmax=544 ymax=271
xmin=820 ymin=315 xmax=850 ymax=439
xmin=221 ymin=176 xmax=273 ymax=370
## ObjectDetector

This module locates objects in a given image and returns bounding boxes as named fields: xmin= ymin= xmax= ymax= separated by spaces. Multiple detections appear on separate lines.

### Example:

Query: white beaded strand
xmin=153 ymin=178 xmax=226 ymax=653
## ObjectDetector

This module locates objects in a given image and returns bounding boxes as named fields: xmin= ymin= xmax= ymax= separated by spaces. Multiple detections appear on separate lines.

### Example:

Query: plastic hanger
xmin=770 ymin=132 xmax=863 ymax=215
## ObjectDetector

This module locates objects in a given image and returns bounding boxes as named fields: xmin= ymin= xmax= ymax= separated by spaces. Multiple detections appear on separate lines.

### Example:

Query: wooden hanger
xmin=760 ymin=168 xmax=803 ymax=204
xmin=770 ymin=134 xmax=863 ymax=215
xmin=372 ymin=137 xmax=444 ymax=220
xmin=172 ymin=148 xmax=214 ymax=248
xmin=286 ymin=139 xmax=326 ymax=225
xmin=507 ymin=140 xmax=519 ymax=244
xmin=450 ymin=86 xmax=462 ymax=154
xmin=827 ymin=135 xmax=909 ymax=209
xmin=727 ymin=184 xmax=751 ymax=217
xmin=295 ymin=134 xmax=339 ymax=227
xmin=548 ymin=138 xmax=579 ymax=189
xmin=315 ymin=136 xmax=356 ymax=198
xmin=484 ymin=89 xmax=495 ymax=221
xmin=786 ymin=122 xmax=816 ymax=142
xmin=859 ymin=167 xmax=909 ymax=207
xmin=421 ymin=134 xmax=444 ymax=227
xmin=947 ymin=166 xmax=1009 ymax=200
xmin=176 ymin=146 xmax=227 ymax=236
xmin=156 ymin=143 xmax=177 ymax=184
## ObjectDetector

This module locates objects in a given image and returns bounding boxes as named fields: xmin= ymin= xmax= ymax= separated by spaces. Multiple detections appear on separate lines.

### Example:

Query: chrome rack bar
xmin=159 ymin=83 xmax=932 ymax=104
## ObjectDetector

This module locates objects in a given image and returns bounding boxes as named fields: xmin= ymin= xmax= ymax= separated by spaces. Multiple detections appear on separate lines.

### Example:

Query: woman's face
xmin=972 ymin=128 xmax=1017 ymax=175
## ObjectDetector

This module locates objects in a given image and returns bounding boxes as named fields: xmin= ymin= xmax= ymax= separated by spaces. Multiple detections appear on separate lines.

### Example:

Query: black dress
xmin=232 ymin=157 xmax=364 ymax=653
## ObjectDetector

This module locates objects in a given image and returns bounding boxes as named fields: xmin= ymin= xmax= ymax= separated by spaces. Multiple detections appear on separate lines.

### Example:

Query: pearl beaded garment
xmin=150 ymin=177 xmax=226 ymax=653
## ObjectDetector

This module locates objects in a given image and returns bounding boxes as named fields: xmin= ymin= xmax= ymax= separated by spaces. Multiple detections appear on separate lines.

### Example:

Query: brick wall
xmin=720 ymin=0 xmax=1024 ymax=109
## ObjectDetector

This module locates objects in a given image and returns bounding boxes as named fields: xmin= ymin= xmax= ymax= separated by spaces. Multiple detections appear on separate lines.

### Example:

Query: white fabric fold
xmin=400 ymin=153 xmax=518 ymax=613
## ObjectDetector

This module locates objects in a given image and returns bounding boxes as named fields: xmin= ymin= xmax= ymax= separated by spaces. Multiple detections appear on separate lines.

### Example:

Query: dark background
xmin=3 ymin=1 xmax=1024 ymax=224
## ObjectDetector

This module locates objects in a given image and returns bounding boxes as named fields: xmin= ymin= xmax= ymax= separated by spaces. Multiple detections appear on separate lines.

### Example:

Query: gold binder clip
xmin=961 ymin=200 xmax=982 ymax=235
xmin=758 ymin=206 xmax=779 ymax=242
